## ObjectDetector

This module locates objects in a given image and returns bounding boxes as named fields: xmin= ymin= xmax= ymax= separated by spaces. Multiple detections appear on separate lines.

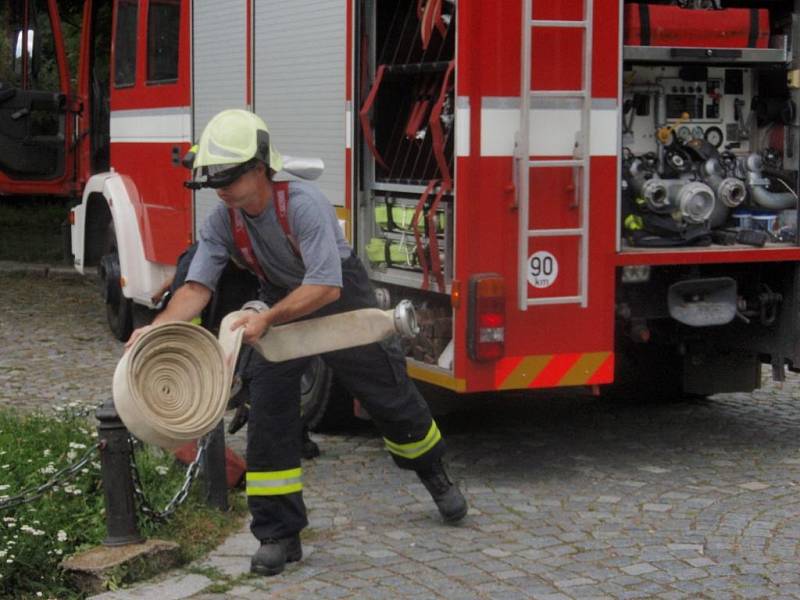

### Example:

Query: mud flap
xmin=683 ymin=350 xmax=760 ymax=396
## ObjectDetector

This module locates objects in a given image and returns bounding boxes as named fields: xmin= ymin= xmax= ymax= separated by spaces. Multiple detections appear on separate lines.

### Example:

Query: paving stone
xmin=596 ymin=495 xmax=621 ymax=504
xmin=667 ymin=543 xmax=704 ymax=553
xmin=90 ymin=574 xmax=211 ymax=599
xmin=642 ymin=503 xmax=672 ymax=512
xmin=638 ymin=465 xmax=671 ymax=474
xmin=555 ymin=577 xmax=595 ymax=588
xmin=621 ymin=562 xmax=658 ymax=575
xmin=482 ymin=547 xmax=512 ymax=558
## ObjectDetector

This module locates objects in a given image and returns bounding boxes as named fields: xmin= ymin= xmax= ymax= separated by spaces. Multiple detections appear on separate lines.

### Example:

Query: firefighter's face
xmin=216 ymin=163 xmax=266 ymax=209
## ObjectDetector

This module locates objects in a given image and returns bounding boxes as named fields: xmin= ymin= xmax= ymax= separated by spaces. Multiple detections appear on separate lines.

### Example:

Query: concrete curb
xmin=0 ymin=260 xmax=96 ymax=278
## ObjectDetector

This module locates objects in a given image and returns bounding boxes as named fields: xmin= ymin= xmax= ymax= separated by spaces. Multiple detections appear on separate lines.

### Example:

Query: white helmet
xmin=191 ymin=109 xmax=283 ymax=188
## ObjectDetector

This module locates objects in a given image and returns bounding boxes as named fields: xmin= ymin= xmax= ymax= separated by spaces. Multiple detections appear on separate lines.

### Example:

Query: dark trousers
xmin=243 ymin=254 xmax=444 ymax=540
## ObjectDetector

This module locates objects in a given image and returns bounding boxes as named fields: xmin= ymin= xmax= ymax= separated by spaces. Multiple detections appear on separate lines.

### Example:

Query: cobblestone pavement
xmin=0 ymin=271 xmax=122 ymax=413
xmin=4 ymin=273 xmax=800 ymax=599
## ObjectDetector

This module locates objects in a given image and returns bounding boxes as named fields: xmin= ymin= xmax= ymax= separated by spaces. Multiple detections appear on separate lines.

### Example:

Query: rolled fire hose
xmin=113 ymin=300 xmax=419 ymax=449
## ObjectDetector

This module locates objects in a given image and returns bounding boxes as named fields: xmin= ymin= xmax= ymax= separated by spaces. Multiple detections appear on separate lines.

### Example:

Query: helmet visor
xmin=193 ymin=159 xmax=258 ymax=189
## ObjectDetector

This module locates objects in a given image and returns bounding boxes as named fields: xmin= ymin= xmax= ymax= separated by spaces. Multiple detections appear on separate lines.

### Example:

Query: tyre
xmin=132 ymin=303 xmax=158 ymax=329
xmin=300 ymin=358 xmax=358 ymax=432
xmin=98 ymin=225 xmax=132 ymax=341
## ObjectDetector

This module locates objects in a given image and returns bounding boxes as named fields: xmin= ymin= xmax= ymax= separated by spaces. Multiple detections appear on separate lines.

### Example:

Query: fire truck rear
xmin=59 ymin=0 xmax=800 ymax=422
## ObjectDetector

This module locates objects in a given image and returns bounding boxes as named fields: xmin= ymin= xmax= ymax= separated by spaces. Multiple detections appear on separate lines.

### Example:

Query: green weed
xmin=0 ymin=407 xmax=246 ymax=598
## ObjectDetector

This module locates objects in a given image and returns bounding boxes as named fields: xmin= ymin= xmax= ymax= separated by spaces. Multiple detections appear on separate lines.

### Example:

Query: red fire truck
xmin=0 ymin=0 xmax=92 ymax=199
xmin=9 ymin=0 xmax=800 ymax=421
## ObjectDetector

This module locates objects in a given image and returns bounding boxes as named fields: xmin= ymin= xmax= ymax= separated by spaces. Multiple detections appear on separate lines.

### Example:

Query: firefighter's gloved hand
xmin=230 ymin=311 xmax=270 ymax=346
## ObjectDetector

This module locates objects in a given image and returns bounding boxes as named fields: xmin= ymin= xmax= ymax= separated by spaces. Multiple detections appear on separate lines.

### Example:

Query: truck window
xmin=1 ymin=0 xmax=60 ymax=92
xmin=147 ymin=0 xmax=179 ymax=83
xmin=114 ymin=0 xmax=137 ymax=87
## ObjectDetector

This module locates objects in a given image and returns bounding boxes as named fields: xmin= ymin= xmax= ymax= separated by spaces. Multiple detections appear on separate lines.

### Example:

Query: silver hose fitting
xmin=241 ymin=300 xmax=270 ymax=313
xmin=393 ymin=300 xmax=419 ymax=338
xmin=716 ymin=177 xmax=747 ymax=208
xmin=673 ymin=181 xmax=715 ymax=224
xmin=628 ymin=159 xmax=673 ymax=213
xmin=641 ymin=179 xmax=672 ymax=212
xmin=701 ymin=159 xmax=747 ymax=208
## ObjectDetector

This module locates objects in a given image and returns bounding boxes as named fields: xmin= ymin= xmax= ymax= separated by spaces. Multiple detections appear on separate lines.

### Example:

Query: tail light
xmin=467 ymin=274 xmax=505 ymax=362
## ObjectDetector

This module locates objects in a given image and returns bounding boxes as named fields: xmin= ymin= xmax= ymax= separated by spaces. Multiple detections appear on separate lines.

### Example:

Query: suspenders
xmin=228 ymin=181 xmax=301 ymax=284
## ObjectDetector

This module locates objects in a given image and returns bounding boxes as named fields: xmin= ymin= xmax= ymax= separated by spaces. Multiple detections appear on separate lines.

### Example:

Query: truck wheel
xmin=300 ymin=358 xmax=357 ymax=432
xmin=132 ymin=304 xmax=158 ymax=329
xmin=99 ymin=225 xmax=132 ymax=341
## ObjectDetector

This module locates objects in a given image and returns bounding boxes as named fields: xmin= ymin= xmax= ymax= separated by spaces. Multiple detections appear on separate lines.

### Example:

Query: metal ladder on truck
xmin=516 ymin=0 xmax=593 ymax=311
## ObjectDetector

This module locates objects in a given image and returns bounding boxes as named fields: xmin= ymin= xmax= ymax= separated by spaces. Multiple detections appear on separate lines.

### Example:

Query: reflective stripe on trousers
xmin=246 ymin=468 xmax=303 ymax=496
xmin=383 ymin=421 xmax=442 ymax=460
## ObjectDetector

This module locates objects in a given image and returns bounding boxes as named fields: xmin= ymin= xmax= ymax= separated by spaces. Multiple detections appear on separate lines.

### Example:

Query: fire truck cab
xmin=62 ymin=0 xmax=800 ymax=419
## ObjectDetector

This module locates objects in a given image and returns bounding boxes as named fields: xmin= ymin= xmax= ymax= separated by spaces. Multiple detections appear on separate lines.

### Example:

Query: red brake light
xmin=468 ymin=274 xmax=505 ymax=362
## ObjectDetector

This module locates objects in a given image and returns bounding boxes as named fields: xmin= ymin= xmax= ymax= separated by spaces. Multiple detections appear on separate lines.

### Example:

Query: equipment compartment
xmin=620 ymin=1 xmax=799 ymax=252
xmin=356 ymin=0 xmax=456 ymax=293
xmin=355 ymin=0 xmax=457 ymax=370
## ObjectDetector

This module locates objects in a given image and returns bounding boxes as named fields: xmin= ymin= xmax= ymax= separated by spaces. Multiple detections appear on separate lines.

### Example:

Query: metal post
xmin=96 ymin=398 xmax=144 ymax=546
xmin=202 ymin=420 xmax=228 ymax=511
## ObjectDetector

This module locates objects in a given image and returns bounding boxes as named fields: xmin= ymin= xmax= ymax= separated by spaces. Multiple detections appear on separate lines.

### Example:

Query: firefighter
xmin=127 ymin=109 xmax=467 ymax=576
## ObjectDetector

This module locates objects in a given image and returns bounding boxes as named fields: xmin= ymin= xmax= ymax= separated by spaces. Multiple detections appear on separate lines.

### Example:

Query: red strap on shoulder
xmin=228 ymin=181 xmax=301 ymax=283
xmin=229 ymin=207 xmax=269 ymax=282
xmin=272 ymin=181 xmax=301 ymax=258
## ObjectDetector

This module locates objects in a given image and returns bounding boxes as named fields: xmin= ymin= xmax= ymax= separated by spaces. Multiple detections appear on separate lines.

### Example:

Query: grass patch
xmin=0 ymin=198 xmax=70 ymax=262
xmin=0 ymin=405 xmax=247 ymax=598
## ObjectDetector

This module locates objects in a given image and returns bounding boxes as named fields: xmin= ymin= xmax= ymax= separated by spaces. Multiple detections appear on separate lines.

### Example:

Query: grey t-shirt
xmin=186 ymin=180 xmax=351 ymax=291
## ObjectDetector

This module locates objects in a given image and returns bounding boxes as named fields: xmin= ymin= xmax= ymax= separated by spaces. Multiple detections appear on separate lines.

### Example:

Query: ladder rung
xmin=531 ymin=19 xmax=588 ymax=29
xmin=527 ymin=296 xmax=584 ymax=306
xmin=530 ymin=90 xmax=587 ymax=98
xmin=528 ymin=228 xmax=583 ymax=238
xmin=529 ymin=159 xmax=585 ymax=168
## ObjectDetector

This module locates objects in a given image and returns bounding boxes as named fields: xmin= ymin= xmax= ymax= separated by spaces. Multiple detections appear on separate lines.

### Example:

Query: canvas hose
xmin=113 ymin=301 xmax=419 ymax=449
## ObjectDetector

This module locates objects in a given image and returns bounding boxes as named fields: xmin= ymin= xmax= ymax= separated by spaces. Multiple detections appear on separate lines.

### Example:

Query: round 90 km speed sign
xmin=527 ymin=251 xmax=558 ymax=289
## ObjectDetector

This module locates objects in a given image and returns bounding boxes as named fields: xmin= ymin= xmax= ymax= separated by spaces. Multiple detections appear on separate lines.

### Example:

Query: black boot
xmin=416 ymin=460 xmax=468 ymax=523
xmin=250 ymin=534 xmax=303 ymax=576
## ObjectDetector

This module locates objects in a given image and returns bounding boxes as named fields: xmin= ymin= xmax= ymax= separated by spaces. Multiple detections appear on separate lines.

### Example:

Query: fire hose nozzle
xmin=241 ymin=300 xmax=270 ymax=313
xmin=393 ymin=299 xmax=420 ymax=338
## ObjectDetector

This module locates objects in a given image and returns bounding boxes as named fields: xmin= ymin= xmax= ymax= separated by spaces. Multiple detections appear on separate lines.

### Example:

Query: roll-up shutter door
xmin=253 ymin=1 xmax=346 ymax=208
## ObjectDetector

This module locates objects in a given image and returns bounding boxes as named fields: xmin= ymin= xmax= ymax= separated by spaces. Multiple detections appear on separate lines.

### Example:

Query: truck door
xmin=0 ymin=0 xmax=74 ymax=196
xmin=108 ymin=0 xmax=192 ymax=265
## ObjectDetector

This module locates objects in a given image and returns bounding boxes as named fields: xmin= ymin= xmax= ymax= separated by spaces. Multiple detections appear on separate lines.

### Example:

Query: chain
xmin=129 ymin=435 xmax=209 ymax=523
xmin=0 ymin=443 xmax=102 ymax=512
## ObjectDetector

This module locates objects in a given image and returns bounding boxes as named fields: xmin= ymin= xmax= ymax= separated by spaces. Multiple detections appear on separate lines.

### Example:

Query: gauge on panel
xmin=704 ymin=126 xmax=724 ymax=148
xmin=677 ymin=126 xmax=692 ymax=142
